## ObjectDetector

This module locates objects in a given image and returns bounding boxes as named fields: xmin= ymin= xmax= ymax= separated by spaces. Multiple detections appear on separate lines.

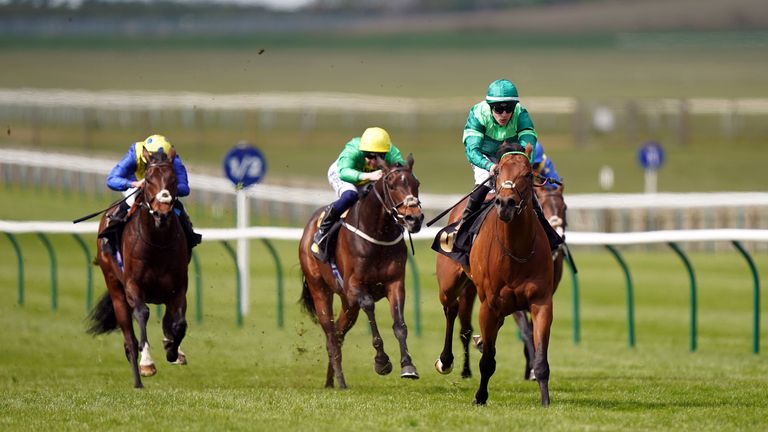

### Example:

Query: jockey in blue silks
xmin=99 ymin=134 xmax=201 ymax=256
xmin=531 ymin=141 xmax=562 ymax=190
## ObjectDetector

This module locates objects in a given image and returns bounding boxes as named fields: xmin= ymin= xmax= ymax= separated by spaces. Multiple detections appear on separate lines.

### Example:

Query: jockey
xmin=311 ymin=126 xmax=406 ymax=262
xmin=99 ymin=134 xmax=202 ymax=255
xmin=532 ymin=140 xmax=562 ymax=190
xmin=458 ymin=79 xmax=562 ymax=249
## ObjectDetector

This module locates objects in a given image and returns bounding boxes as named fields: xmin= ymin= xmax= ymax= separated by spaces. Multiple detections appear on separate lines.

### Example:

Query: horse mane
xmin=496 ymin=141 xmax=525 ymax=159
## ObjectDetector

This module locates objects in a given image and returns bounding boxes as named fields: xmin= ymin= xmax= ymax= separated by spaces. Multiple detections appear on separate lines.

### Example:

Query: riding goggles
xmin=491 ymin=102 xmax=517 ymax=114
xmin=363 ymin=151 xmax=386 ymax=160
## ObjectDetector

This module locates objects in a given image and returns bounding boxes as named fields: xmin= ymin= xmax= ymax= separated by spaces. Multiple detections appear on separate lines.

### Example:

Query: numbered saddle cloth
xmin=430 ymin=200 xmax=494 ymax=266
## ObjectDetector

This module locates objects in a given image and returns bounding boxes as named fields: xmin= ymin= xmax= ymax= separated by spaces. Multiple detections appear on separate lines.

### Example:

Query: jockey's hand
xmin=489 ymin=164 xmax=499 ymax=175
xmin=362 ymin=170 xmax=383 ymax=182
xmin=130 ymin=179 xmax=145 ymax=188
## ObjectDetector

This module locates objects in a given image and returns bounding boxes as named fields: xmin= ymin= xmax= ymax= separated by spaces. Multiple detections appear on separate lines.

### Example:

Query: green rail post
xmin=220 ymin=241 xmax=242 ymax=327
xmin=406 ymin=254 xmax=422 ymax=337
xmin=36 ymin=233 xmax=58 ymax=311
xmin=731 ymin=241 xmax=760 ymax=354
xmin=605 ymin=245 xmax=635 ymax=348
xmin=4 ymin=233 xmax=24 ymax=305
xmin=260 ymin=239 xmax=284 ymax=329
xmin=191 ymin=250 xmax=202 ymax=324
xmin=71 ymin=234 xmax=94 ymax=313
xmin=668 ymin=242 xmax=697 ymax=352
xmin=564 ymin=250 xmax=580 ymax=344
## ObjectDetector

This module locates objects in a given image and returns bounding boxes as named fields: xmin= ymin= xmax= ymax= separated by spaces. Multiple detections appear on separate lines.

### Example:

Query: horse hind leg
xmin=458 ymin=284 xmax=476 ymax=379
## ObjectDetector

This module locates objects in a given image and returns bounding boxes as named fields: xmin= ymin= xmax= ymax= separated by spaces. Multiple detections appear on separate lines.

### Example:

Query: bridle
xmin=495 ymin=151 xmax=532 ymax=217
xmin=141 ymin=160 xmax=177 ymax=219
xmin=343 ymin=165 xmax=422 ymax=253
xmin=372 ymin=166 xmax=422 ymax=227
xmin=493 ymin=150 xmax=536 ymax=263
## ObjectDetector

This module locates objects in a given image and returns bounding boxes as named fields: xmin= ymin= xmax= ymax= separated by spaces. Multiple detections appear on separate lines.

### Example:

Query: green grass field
xmin=1 ymin=186 xmax=767 ymax=431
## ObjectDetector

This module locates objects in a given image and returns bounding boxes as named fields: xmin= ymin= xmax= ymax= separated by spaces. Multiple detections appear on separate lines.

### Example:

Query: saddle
xmin=431 ymin=200 xmax=495 ymax=267
xmin=431 ymin=199 xmax=564 ymax=267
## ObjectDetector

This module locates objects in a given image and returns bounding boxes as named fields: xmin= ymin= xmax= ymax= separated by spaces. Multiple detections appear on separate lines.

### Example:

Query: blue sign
xmin=637 ymin=141 xmax=665 ymax=171
xmin=223 ymin=143 xmax=266 ymax=188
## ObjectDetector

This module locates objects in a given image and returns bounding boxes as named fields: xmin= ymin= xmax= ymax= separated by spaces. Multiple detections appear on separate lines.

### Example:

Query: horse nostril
xmin=495 ymin=197 xmax=501 ymax=205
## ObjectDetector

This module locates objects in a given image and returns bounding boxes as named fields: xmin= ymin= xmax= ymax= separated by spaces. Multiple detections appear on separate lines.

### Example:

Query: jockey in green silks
xmin=458 ymin=79 xmax=563 ymax=249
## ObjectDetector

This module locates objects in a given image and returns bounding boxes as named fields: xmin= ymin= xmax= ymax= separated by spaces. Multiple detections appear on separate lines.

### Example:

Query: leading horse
xmin=299 ymin=154 xmax=423 ymax=389
xmin=87 ymin=148 xmax=189 ymax=389
xmin=455 ymin=182 xmax=567 ymax=381
xmin=435 ymin=142 xmax=555 ymax=405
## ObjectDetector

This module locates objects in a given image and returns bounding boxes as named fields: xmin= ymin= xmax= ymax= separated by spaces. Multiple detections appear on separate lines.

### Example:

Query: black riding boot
xmin=98 ymin=201 xmax=130 ymax=255
xmin=459 ymin=184 xmax=491 ymax=227
xmin=311 ymin=205 xmax=343 ymax=262
xmin=174 ymin=201 xmax=202 ymax=255
xmin=533 ymin=195 xmax=564 ymax=251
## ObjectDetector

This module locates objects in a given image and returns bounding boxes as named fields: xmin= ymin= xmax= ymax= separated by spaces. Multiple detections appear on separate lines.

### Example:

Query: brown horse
xmin=299 ymin=155 xmax=424 ymax=388
xmin=435 ymin=143 xmax=555 ymax=406
xmin=87 ymin=148 xmax=189 ymax=389
xmin=463 ymin=183 xmax=567 ymax=381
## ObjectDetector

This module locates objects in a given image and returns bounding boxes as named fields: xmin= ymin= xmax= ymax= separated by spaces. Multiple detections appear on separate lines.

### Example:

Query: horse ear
xmin=169 ymin=146 xmax=177 ymax=161
xmin=406 ymin=153 xmax=414 ymax=169
xmin=525 ymin=143 xmax=533 ymax=159
xmin=142 ymin=147 xmax=151 ymax=163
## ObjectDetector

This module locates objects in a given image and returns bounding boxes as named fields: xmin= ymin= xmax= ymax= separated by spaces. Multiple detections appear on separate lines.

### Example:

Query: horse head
xmin=374 ymin=153 xmax=424 ymax=233
xmin=494 ymin=142 xmax=533 ymax=224
xmin=140 ymin=147 xmax=178 ymax=229
xmin=535 ymin=183 xmax=566 ymax=238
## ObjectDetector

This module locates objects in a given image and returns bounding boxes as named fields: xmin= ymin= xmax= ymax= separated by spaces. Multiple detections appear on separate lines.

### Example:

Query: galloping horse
xmin=299 ymin=154 xmax=423 ymax=389
xmin=435 ymin=142 xmax=555 ymax=406
xmin=451 ymin=182 xmax=567 ymax=381
xmin=87 ymin=148 xmax=189 ymax=389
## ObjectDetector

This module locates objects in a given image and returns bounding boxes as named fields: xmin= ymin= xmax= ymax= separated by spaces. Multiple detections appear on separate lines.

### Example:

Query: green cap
xmin=486 ymin=79 xmax=519 ymax=103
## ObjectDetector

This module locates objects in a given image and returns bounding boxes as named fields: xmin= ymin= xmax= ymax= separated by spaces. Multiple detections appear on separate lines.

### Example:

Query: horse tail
xmin=299 ymin=275 xmax=319 ymax=323
xmin=86 ymin=292 xmax=118 ymax=335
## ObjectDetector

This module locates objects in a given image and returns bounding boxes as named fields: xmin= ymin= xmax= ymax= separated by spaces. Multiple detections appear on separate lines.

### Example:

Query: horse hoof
xmin=472 ymin=335 xmax=484 ymax=353
xmin=172 ymin=350 xmax=187 ymax=365
xmin=472 ymin=398 xmax=486 ymax=406
xmin=400 ymin=365 xmax=420 ymax=379
xmin=375 ymin=361 xmax=393 ymax=376
xmin=139 ymin=364 xmax=157 ymax=377
xmin=434 ymin=358 xmax=453 ymax=375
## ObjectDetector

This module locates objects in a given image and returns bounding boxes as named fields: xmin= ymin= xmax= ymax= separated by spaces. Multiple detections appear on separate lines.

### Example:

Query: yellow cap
xmin=143 ymin=134 xmax=172 ymax=155
xmin=359 ymin=127 xmax=391 ymax=153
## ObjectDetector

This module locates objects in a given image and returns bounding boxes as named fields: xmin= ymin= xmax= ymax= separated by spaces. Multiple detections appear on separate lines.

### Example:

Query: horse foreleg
xmin=458 ymin=284 xmax=477 ymax=379
xmin=330 ymin=297 xmax=360 ymax=388
xmin=162 ymin=296 xmax=188 ymax=365
xmin=130 ymin=300 xmax=157 ymax=378
xmin=530 ymin=302 xmax=553 ymax=406
xmin=386 ymin=281 xmax=418 ymax=379
xmin=111 ymin=293 xmax=142 ymax=388
xmin=358 ymin=292 xmax=391 ymax=376
xmin=513 ymin=310 xmax=536 ymax=380
xmin=474 ymin=302 xmax=502 ymax=406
